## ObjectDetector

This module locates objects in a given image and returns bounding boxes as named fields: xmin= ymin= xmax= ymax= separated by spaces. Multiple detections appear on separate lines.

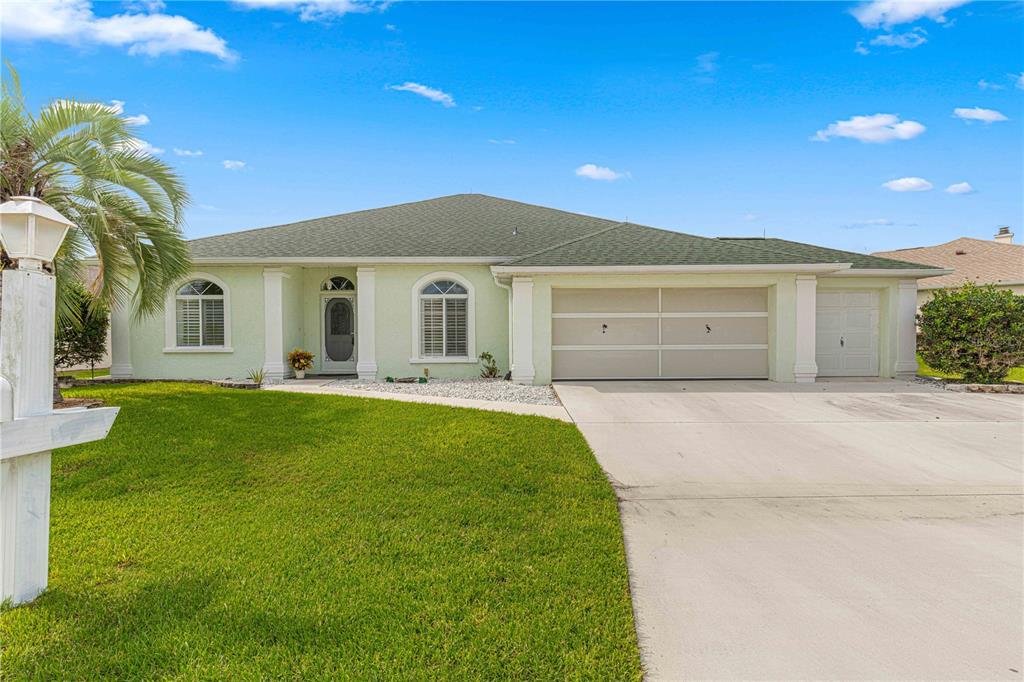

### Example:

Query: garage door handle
xmin=840 ymin=336 xmax=844 ymax=347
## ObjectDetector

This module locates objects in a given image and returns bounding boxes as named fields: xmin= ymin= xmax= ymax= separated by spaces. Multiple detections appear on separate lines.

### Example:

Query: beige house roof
xmin=873 ymin=238 xmax=1024 ymax=289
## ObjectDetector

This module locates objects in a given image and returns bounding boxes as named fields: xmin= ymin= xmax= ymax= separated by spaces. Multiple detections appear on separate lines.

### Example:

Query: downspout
xmin=493 ymin=274 xmax=513 ymax=376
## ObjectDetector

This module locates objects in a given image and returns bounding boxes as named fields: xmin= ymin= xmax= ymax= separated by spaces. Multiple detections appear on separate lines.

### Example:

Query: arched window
xmin=418 ymin=278 xmax=469 ymax=357
xmin=322 ymin=276 xmax=354 ymax=291
xmin=175 ymin=279 xmax=225 ymax=347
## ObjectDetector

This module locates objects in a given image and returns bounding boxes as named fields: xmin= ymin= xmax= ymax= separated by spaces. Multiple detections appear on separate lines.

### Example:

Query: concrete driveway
xmin=554 ymin=379 xmax=1023 ymax=680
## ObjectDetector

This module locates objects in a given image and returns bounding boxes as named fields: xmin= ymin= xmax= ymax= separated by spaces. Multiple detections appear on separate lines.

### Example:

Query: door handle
xmin=840 ymin=336 xmax=844 ymax=347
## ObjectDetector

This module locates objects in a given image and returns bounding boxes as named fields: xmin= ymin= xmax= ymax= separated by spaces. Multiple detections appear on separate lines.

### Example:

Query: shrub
xmin=479 ymin=351 xmax=499 ymax=378
xmin=287 ymin=348 xmax=315 ymax=371
xmin=54 ymin=282 xmax=109 ymax=376
xmin=918 ymin=283 xmax=1024 ymax=383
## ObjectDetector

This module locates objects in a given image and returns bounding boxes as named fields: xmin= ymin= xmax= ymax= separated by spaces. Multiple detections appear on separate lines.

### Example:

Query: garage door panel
xmin=553 ymin=318 xmax=659 ymax=346
xmin=661 ymin=287 xmax=768 ymax=313
xmin=661 ymin=349 xmax=768 ymax=378
xmin=553 ymin=350 xmax=660 ymax=379
xmin=552 ymin=288 xmax=659 ymax=313
xmin=843 ymin=292 xmax=875 ymax=307
xmin=662 ymin=317 xmax=768 ymax=345
xmin=816 ymin=290 xmax=880 ymax=377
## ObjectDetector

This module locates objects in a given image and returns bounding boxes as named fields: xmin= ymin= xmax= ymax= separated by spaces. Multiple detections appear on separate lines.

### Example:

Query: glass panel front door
xmin=323 ymin=297 xmax=355 ymax=370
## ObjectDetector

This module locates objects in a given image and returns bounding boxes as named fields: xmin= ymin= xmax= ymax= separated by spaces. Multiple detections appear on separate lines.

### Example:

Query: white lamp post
xmin=0 ymin=195 xmax=119 ymax=606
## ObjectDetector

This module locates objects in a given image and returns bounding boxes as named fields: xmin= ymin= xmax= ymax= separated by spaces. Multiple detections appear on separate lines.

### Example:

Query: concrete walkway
xmin=265 ymin=378 xmax=572 ymax=421
xmin=555 ymin=379 xmax=1024 ymax=680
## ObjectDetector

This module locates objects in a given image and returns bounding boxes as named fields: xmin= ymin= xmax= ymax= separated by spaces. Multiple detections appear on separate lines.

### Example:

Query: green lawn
xmin=917 ymin=355 xmax=1024 ymax=382
xmin=57 ymin=367 xmax=110 ymax=379
xmin=0 ymin=383 xmax=641 ymax=679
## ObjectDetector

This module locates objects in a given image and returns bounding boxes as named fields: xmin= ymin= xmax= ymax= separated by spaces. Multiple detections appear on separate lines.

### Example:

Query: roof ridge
xmin=500 ymin=221 xmax=628 ymax=265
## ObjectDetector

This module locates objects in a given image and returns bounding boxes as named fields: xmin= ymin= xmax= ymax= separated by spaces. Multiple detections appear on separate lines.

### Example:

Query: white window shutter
xmin=444 ymin=298 xmax=467 ymax=356
xmin=176 ymin=299 xmax=201 ymax=346
xmin=421 ymin=298 xmax=444 ymax=356
xmin=202 ymin=299 xmax=225 ymax=346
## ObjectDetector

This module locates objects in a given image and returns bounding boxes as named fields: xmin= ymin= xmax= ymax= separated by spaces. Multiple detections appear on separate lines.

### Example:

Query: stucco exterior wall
xmin=128 ymin=266 xmax=266 ymax=380
xmin=372 ymin=264 xmax=509 ymax=380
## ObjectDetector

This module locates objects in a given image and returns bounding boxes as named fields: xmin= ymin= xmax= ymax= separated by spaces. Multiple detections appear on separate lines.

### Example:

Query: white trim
xmin=793 ymin=274 xmax=818 ymax=383
xmin=187 ymin=256 xmax=512 ymax=265
xmin=554 ymin=375 xmax=769 ymax=381
xmin=410 ymin=271 xmax=477 ymax=363
xmin=408 ymin=357 xmax=476 ymax=364
xmin=894 ymin=280 xmax=918 ymax=377
xmin=825 ymin=268 xmax=953 ymax=279
xmin=511 ymin=277 xmax=535 ymax=384
xmin=109 ymin=302 xmax=133 ymax=378
xmin=551 ymin=311 xmax=768 ymax=319
xmin=355 ymin=267 xmax=377 ymax=379
xmin=493 ymin=263 xmax=853 ymax=275
xmin=163 ymin=272 xmax=232 ymax=353
xmin=553 ymin=344 xmax=769 ymax=351
xmin=262 ymin=269 xmax=289 ymax=381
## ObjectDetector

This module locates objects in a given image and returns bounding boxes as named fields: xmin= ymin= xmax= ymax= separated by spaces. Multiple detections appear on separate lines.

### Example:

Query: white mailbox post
xmin=0 ymin=196 xmax=119 ymax=606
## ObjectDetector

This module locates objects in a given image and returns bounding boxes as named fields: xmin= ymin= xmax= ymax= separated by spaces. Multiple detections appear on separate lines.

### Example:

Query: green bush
xmin=918 ymin=283 xmax=1024 ymax=383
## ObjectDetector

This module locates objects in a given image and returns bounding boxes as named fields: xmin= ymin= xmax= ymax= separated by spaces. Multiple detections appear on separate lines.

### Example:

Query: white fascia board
xmin=490 ymin=263 xmax=853 ymax=275
xmin=189 ymin=256 xmax=512 ymax=265
xmin=824 ymin=268 xmax=954 ymax=279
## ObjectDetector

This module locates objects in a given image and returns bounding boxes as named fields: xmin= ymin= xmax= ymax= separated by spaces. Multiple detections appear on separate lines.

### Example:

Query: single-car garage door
xmin=551 ymin=287 xmax=769 ymax=380
xmin=815 ymin=290 xmax=880 ymax=377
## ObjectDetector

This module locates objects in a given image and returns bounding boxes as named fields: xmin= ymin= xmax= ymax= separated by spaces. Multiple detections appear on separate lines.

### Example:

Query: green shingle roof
xmin=188 ymin=193 xmax=940 ymax=270
xmin=716 ymin=238 xmax=940 ymax=270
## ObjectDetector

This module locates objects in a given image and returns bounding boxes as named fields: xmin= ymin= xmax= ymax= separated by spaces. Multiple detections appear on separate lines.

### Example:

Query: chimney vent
xmin=994 ymin=226 xmax=1014 ymax=244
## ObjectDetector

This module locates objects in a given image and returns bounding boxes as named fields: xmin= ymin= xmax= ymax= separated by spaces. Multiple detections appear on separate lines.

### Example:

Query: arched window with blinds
xmin=175 ymin=279 xmax=226 ymax=347
xmin=418 ymin=279 xmax=469 ymax=358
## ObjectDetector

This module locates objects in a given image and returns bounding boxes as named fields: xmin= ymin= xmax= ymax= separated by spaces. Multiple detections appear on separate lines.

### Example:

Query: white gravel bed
xmin=330 ymin=378 xmax=561 ymax=406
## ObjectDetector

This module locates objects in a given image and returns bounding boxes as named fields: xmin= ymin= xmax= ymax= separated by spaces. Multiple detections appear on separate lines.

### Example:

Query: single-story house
xmin=873 ymin=227 xmax=1023 ymax=309
xmin=108 ymin=194 xmax=948 ymax=385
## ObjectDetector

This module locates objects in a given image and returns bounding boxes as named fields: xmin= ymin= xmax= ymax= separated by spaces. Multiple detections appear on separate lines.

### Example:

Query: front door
xmin=322 ymin=296 xmax=356 ymax=373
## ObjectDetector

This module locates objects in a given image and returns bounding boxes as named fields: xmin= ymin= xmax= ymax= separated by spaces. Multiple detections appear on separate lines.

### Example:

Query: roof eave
xmin=490 ymin=263 xmax=854 ymax=275
xmin=824 ymin=268 xmax=953 ymax=279
xmin=188 ymin=256 xmax=512 ymax=265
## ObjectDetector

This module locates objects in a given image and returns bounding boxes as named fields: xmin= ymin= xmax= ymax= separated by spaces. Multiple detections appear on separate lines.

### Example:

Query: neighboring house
xmin=874 ymin=228 xmax=1023 ymax=308
xmin=107 ymin=194 xmax=947 ymax=385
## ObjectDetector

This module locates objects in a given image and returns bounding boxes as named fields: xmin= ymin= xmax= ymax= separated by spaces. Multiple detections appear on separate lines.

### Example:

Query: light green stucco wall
xmin=373 ymin=265 xmax=509 ymax=379
xmin=128 ymin=266 xmax=266 ymax=380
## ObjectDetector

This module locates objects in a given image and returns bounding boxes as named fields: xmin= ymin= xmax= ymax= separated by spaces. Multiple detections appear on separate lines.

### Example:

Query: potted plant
xmin=287 ymin=348 xmax=315 ymax=379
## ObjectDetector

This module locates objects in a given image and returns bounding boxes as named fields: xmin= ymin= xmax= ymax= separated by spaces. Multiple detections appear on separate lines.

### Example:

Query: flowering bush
xmin=287 ymin=348 xmax=315 ymax=371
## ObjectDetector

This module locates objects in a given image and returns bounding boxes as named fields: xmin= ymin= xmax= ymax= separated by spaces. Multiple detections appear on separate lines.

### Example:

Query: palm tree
xmin=1 ymin=66 xmax=192 ymax=398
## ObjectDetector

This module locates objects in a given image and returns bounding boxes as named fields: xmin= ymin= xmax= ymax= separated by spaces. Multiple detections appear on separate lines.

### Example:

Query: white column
xmin=894 ymin=279 xmax=918 ymax=378
xmin=109 ymin=302 xmax=133 ymax=378
xmin=262 ymin=268 xmax=288 ymax=382
xmin=511 ymin=277 xmax=535 ymax=385
xmin=356 ymin=267 xmax=377 ymax=380
xmin=1 ymin=265 xmax=55 ymax=604
xmin=793 ymin=274 xmax=818 ymax=383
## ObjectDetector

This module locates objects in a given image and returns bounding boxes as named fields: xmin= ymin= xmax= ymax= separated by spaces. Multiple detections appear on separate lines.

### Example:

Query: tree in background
xmin=54 ymin=281 xmax=109 ymax=378
xmin=1 ymin=65 xmax=192 ymax=399
xmin=918 ymin=283 xmax=1024 ymax=384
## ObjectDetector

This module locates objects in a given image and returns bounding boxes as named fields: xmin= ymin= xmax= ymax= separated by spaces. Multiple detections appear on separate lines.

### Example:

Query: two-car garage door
xmin=551 ymin=288 xmax=769 ymax=380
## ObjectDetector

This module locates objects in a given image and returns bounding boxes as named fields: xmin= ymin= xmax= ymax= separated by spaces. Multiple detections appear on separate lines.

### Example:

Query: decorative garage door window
xmin=420 ymin=280 xmax=468 ymax=357
xmin=550 ymin=287 xmax=769 ymax=379
xmin=175 ymin=279 xmax=225 ymax=347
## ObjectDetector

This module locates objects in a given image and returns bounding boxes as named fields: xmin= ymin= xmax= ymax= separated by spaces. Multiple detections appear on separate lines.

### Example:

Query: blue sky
xmin=3 ymin=0 xmax=1022 ymax=252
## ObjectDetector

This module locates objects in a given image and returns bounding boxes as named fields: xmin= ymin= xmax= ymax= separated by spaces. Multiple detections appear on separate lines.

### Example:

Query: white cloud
xmin=232 ymin=0 xmax=379 ymax=21
xmin=692 ymin=51 xmax=719 ymax=83
xmin=1017 ymin=73 xmax=1024 ymax=90
xmin=850 ymin=0 xmax=971 ymax=28
xmin=388 ymin=82 xmax=456 ymax=108
xmin=854 ymin=41 xmax=871 ymax=55
xmin=487 ymin=139 xmax=516 ymax=145
xmin=743 ymin=213 xmax=757 ymax=221
xmin=575 ymin=164 xmax=628 ymax=181
xmin=123 ymin=113 xmax=150 ymax=126
xmin=108 ymin=99 xmax=126 ymax=114
xmin=222 ymin=160 xmax=246 ymax=170
xmin=869 ymin=28 xmax=927 ymax=48
xmin=122 ymin=139 xmax=163 ymax=155
xmin=843 ymin=218 xmax=895 ymax=229
xmin=0 ymin=0 xmax=236 ymax=61
xmin=953 ymin=107 xmax=1008 ymax=123
xmin=945 ymin=181 xmax=975 ymax=194
xmin=173 ymin=148 xmax=204 ymax=157
xmin=384 ymin=23 xmax=397 ymax=31
xmin=978 ymin=79 xmax=1005 ymax=91
xmin=882 ymin=177 xmax=933 ymax=192
xmin=813 ymin=113 xmax=925 ymax=143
